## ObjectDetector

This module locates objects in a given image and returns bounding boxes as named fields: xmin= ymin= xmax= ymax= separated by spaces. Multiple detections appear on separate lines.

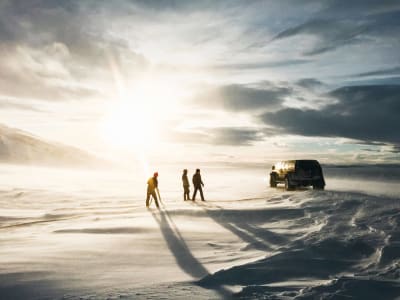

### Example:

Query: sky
xmin=0 ymin=0 xmax=399 ymax=166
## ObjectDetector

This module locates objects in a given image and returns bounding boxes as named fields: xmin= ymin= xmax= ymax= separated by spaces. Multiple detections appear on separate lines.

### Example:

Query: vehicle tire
xmin=313 ymin=181 xmax=325 ymax=190
xmin=285 ymin=177 xmax=294 ymax=191
xmin=270 ymin=174 xmax=277 ymax=188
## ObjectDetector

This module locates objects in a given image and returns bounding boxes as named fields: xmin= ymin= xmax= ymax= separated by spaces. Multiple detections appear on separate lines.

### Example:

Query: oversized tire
xmin=313 ymin=183 xmax=325 ymax=190
xmin=270 ymin=174 xmax=277 ymax=188
xmin=313 ymin=182 xmax=325 ymax=190
xmin=285 ymin=177 xmax=294 ymax=191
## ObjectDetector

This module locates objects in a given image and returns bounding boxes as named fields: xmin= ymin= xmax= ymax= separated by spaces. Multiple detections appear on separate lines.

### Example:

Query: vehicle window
xmin=297 ymin=161 xmax=318 ymax=169
xmin=296 ymin=161 xmax=321 ymax=175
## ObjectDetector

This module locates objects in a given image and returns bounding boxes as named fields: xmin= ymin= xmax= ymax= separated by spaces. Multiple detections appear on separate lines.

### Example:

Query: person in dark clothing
xmin=182 ymin=169 xmax=191 ymax=201
xmin=192 ymin=168 xmax=205 ymax=201
xmin=146 ymin=172 xmax=159 ymax=208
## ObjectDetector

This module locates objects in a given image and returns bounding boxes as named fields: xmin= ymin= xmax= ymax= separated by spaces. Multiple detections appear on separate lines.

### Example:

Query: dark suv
xmin=270 ymin=160 xmax=325 ymax=190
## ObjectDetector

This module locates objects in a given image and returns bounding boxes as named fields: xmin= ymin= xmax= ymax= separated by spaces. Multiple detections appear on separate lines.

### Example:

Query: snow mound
xmin=198 ymin=191 xmax=400 ymax=298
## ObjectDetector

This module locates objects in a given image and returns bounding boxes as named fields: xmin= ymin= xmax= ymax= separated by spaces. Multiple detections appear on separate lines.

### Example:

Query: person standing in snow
xmin=182 ymin=169 xmax=191 ymax=201
xmin=146 ymin=172 xmax=159 ymax=208
xmin=192 ymin=168 xmax=205 ymax=201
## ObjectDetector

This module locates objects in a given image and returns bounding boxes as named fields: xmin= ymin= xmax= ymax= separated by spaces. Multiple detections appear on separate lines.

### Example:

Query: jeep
xmin=270 ymin=160 xmax=325 ymax=190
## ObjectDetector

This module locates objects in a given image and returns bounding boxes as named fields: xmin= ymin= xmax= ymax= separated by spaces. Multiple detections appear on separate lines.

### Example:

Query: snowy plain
xmin=0 ymin=164 xmax=399 ymax=299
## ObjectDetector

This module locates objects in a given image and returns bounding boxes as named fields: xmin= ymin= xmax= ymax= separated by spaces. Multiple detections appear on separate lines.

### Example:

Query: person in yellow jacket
xmin=146 ymin=172 xmax=159 ymax=208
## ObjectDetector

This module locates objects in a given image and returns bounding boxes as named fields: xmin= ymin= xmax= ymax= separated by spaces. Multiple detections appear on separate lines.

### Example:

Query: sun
xmin=101 ymin=103 xmax=158 ymax=149
xmin=100 ymin=75 xmax=183 ymax=151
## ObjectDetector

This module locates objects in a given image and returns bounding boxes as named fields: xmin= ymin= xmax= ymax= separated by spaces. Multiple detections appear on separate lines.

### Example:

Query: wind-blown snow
xmin=0 ymin=164 xmax=399 ymax=299
xmin=0 ymin=124 xmax=105 ymax=167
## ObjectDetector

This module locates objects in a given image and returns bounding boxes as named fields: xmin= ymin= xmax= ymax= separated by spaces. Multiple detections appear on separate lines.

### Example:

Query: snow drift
xmin=199 ymin=191 xmax=400 ymax=299
xmin=0 ymin=165 xmax=399 ymax=299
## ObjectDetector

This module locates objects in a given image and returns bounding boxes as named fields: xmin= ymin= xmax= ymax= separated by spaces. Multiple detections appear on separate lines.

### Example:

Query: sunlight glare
xmin=100 ymin=75 xmax=183 ymax=151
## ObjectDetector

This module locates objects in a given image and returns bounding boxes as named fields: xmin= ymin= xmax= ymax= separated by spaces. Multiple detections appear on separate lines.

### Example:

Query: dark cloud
xmin=296 ymin=78 xmax=324 ymax=89
xmin=271 ymin=6 xmax=400 ymax=56
xmin=353 ymin=66 xmax=400 ymax=78
xmin=172 ymin=127 xmax=264 ymax=146
xmin=390 ymin=145 xmax=400 ymax=153
xmin=193 ymin=83 xmax=291 ymax=112
xmin=208 ymin=128 xmax=264 ymax=146
xmin=0 ymin=1 xmax=81 ymax=47
xmin=271 ymin=19 xmax=368 ymax=55
xmin=125 ymin=0 xmax=234 ymax=12
xmin=361 ymin=148 xmax=381 ymax=153
xmin=352 ymin=141 xmax=388 ymax=147
xmin=211 ymin=59 xmax=311 ymax=70
xmin=342 ymin=76 xmax=400 ymax=87
xmin=261 ymin=85 xmax=400 ymax=147
xmin=317 ymin=0 xmax=400 ymax=18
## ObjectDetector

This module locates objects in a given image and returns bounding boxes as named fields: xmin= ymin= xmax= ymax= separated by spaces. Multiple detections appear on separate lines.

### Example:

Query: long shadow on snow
xmin=199 ymin=235 xmax=375 ymax=289
xmin=150 ymin=208 xmax=232 ymax=299
xmin=0 ymin=271 xmax=82 ymax=300
xmin=191 ymin=202 xmax=300 ymax=252
xmin=197 ymin=191 xmax=389 ymax=288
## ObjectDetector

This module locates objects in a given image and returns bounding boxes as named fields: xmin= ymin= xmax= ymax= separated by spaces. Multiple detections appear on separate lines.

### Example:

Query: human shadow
xmin=191 ymin=202 xmax=298 ymax=252
xmin=150 ymin=208 xmax=232 ymax=299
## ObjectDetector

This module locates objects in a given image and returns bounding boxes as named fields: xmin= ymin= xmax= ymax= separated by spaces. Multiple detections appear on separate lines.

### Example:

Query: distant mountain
xmin=0 ymin=123 xmax=106 ymax=167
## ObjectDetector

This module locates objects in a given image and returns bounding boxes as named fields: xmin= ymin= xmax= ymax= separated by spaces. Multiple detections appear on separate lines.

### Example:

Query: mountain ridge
xmin=0 ymin=123 xmax=106 ymax=167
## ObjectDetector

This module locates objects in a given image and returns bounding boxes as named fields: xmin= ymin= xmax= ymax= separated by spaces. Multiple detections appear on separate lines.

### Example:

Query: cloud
xmin=208 ymin=127 xmax=264 ymax=145
xmin=317 ymin=0 xmax=400 ymax=18
xmin=390 ymin=145 xmax=400 ymax=153
xmin=270 ymin=5 xmax=400 ymax=56
xmin=361 ymin=148 xmax=381 ymax=153
xmin=172 ymin=127 xmax=264 ymax=146
xmin=352 ymin=66 xmax=400 ymax=77
xmin=0 ymin=45 xmax=102 ymax=101
xmin=211 ymin=59 xmax=312 ymax=70
xmin=261 ymin=85 xmax=400 ymax=147
xmin=193 ymin=82 xmax=291 ymax=112
xmin=0 ymin=96 xmax=44 ymax=112
xmin=352 ymin=141 xmax=388 ymax=147
xmin=0 ymin=1 xmax=149 ymax=101
xmin=296 ymin=78 xmax=324 ymax=89
xmin=271 ymin=19 xmax=368 ymax=56
xmin=0 ymin=0 xmax=398 ymax=163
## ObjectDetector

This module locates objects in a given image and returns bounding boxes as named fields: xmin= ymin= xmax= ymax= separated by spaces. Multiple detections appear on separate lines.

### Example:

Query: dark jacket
xmin=182 ymin=174 xmax=189 ymax=187
xmin=192 ymin=173 xmax=203 ymax=187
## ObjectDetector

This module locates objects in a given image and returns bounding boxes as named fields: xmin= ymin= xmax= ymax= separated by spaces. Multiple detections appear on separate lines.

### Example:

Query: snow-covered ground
xmin=0 ymin=164 xmax=399 ymax=299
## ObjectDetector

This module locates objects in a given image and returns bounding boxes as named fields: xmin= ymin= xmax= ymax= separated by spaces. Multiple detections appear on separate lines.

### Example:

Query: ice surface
xmin=0 ymin=164 xmax=399 ymax=299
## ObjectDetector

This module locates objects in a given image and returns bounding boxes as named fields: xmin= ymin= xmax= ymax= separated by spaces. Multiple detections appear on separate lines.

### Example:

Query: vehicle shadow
xmin=150 ymin=208 xmax=232 ymax=299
